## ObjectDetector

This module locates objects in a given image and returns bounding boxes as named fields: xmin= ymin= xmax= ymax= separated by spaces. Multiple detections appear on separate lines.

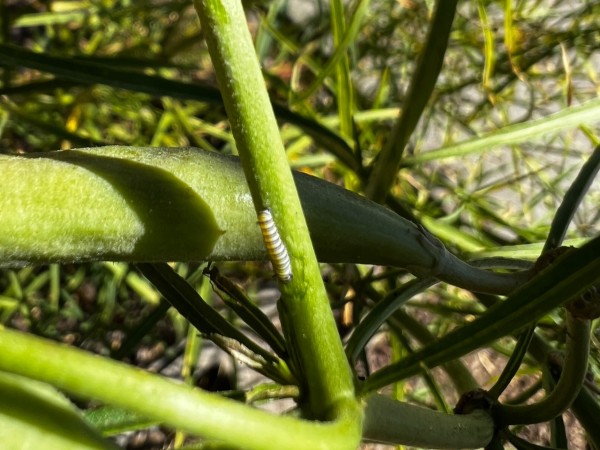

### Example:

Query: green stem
xmin=193 ymin=0 xmax=360 ymax=427
xmin=0 ymin=147 xmax=526 ymax=295
xmin=494 ymin=314 xmax=591 ymax=425
xmin=0 ymin=327 xmax=358 ymax=450
xmin=362 ymin=394 xmax=493 ymax=449
xmin=365 ymin=0 xmax=458 ymax=202
xmin=487 ymin=324 xmax=537 ymax=399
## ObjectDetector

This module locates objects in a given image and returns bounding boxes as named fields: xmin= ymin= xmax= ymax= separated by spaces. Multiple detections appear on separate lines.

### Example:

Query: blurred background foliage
xmin=0 ymin=0 xmax=599 ymax=447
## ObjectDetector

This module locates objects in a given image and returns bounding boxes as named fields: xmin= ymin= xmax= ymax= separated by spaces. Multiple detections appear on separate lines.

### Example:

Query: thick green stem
xmin=494 ymin=314 xmax=591 ymax=425
xmin=0 ymin=147 xmax=526 ymax=295
xmin=193 ymin=0 xmax=360 ymax=426
xmin=0 ymin=327 xmax=358 ymax=450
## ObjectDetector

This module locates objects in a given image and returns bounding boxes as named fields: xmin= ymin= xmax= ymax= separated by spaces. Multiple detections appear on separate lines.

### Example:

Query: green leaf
xmin=0 ymin=43 xmax=360 ymax=173
xmin=362 ymin=235 xmax=600 ymax=392
xmin=0 ymin=371 xmax=117 ymax=450
xmin=85 ymin=405 xmax=156 ymax=436
xmin=544 ymin=144 xmax=600 ymax=251
xmin=404 ymin=97 xmax=600 ymax=165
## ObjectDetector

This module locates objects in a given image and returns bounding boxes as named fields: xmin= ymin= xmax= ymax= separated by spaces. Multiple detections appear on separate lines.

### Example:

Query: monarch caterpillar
xmin=257 ymin=209 xmax=293 ymax=282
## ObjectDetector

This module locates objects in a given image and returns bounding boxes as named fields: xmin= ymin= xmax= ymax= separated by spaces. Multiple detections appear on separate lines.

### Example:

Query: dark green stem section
xmin=193 ymin=0 xmax=360 ymax=427
xmin=362 ymin=394 xmax=493 ymax=448
xmin=494 ymin=314 xmax=591 ymax=425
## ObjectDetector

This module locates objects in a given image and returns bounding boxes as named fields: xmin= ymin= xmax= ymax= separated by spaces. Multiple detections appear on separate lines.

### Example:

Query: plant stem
xmin=365 ymin=0 xmax=458 ymax=202
xmin=0 ymin=327 xmax=358 ymax=450
xmin=193 ymin=0 xmax=360 ymax=428
xmin=362 ymin=394 xmax=494 ymax=449
xmin=494 ymin=314 xmax=591 ymax=425
xmin=0 ymin=147 xmax=526 ymax=295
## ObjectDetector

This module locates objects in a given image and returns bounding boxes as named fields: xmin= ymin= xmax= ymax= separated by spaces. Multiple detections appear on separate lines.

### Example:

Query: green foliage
xmin=0 ymin=0 xmax=599 ymax=449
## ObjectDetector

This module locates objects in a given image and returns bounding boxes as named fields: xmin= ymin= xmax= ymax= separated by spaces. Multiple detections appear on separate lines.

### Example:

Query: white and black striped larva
xmin=257 ymin=209 xmax=293 ymax=282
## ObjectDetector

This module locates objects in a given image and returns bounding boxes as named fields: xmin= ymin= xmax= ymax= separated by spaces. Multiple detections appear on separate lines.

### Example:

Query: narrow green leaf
xmin=404 ymin=98 xmax=600 ymax=165
xmin=136 ymin=263 xmax=278 ymax=365
xmin=85 ymin=405 xmax=156 ymax=436
xmin=345 ymin=278 xmax=435 ymax=363
xmin=472 ymin=238 xmax=588 ymax=260
xmin=0 ymin=371 xmax=117 ymax=450
xmin=361 ymin=235 xmax=600 ymax=392
xmin=365 ymin=0 xmax=459 ymax=201
xmin=544 ymin=144 xmax=600 ymax=251
xmin=329 ymin=0 xmax=355 ymax=139
xmin=477 ymin=0 xmax=496 ymax=94
xmin=207 ymin=267 xmax=288 ymax=359
xmin=111 ymin=300 xmax=171 ymax=360
xmin=0 ymin=43 xmax=360 ymax=172
xmin=295 ymin=0 xmax=369 ymax=104
xmin=487 ymin=324 xmax=536 ymax=399
xmin=14 ymin=9 xmax=95 ymax=27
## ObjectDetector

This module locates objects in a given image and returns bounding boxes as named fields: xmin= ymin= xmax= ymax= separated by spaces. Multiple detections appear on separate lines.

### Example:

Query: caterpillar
xmin=257 ymin=209 xmax=293 ymax=282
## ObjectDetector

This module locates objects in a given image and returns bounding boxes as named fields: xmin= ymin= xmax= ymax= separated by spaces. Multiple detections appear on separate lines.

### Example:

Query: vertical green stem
xmin=330 ymin=0 xmax=354 ymax=139
xmin=193 ymin=0 xmax=360 ymax=430
xmin=365 ymin=0 xmax=458 ymax=202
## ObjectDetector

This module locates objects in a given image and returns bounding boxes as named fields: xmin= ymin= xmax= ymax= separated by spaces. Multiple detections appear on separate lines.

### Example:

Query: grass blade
xmin=329 ymin=0 xmax=355 ymax=139
xmin=295 ymin=0 xmax=370 ymax=109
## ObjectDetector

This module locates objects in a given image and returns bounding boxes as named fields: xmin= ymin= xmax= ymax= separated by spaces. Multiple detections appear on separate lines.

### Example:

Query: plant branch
xmin=494 ymin=314 xmax=591 ymax=425
xmin=0 ymin=327 xmax=359 ymax=450
xmin=0 ymin=147 xmax=530 ymax=295
xmin=362 ymin=394 xmax=493 ymax=449
xmin=365 ymin=0 xmax=458 ymax=202
xmin=193 ymin=0 xmax=360 ymax=427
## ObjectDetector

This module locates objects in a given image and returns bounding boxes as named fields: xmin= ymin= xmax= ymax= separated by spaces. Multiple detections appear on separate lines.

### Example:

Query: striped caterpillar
xmin=257 ymin=209 xmax=292 ymax=282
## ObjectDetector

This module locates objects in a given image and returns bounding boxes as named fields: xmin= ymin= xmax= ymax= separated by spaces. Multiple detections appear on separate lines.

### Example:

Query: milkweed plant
xmin=0 ymin=0 xmax=599 ymax=449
